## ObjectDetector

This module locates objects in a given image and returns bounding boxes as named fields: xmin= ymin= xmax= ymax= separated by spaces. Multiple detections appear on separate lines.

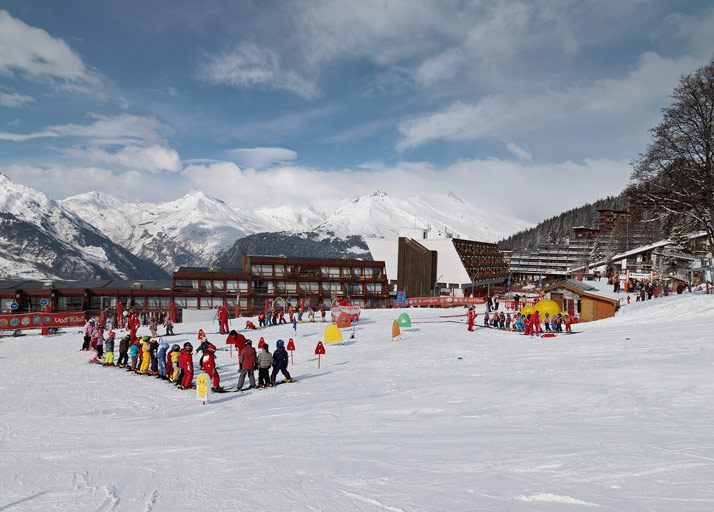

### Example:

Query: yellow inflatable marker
xmin=324 ymin=323 xmax=343 ymax=344
xmin=197 ymin=374 xmax=210 ymax=405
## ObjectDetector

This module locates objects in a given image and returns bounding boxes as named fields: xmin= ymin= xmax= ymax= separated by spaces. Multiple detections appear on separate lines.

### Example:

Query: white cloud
xmin=1 ymin=164 xmax=180 ymax=202
xmin=200 ymin=44 xmax=320 ymax=99
xmin=225 ymin=147 xmax=297 ymax=169
xmin=0 ymin=113 xmax=173 ymax=145
xmin=0 ymin=91 xmax=35 ymax=108
xmin=0 ymin=9 xmax=97 ymax=83
xmin=396 ymin=52 xmax=703 ymax=151
xmin=180 ymin=157 xmax=630 ymax=221
xmin=63 ymin=144 xmax=182 ymax=173
xmin=505 ymin=142 xmax=532 ymax=161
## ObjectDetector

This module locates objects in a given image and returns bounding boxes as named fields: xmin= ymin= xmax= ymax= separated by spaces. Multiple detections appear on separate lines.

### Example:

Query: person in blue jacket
xmin=157 ymin=341 xmax=169 ymax=380
xmin=270 ymin=339 xmax=293 ymax=385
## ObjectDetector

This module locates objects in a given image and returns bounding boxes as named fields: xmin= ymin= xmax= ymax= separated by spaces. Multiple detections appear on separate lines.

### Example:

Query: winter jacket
xmin=272 ymin=347 xmax=289 ymax=370
xmin=170 ymin=351 xmax=180 ymax=366
xmin=256 ymin=350 xmax=272 ymax=369
xmin=104 ymin=337 xmax=115 ymax=352
xmin=240 ymin=346 xmax=257 ymax=370
xmin=83 ymin=322 xmax=95 ymax=337
xmin=179 ymin=349 xmax=193 ymax=372
xmin=157 ymin=343 xmax=169 ymax=362
xmin=128 ymin=344 xmax=140 ymax=358
xmin=119 ymin=335 xmax=131 ymax=354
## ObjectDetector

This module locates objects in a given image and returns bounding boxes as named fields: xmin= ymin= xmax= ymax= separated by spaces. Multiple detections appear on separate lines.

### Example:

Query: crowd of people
xmin=81 ymin=311 xmax=294 ymax=393
xmin=482 ymin=309 xmax=573 ymax=335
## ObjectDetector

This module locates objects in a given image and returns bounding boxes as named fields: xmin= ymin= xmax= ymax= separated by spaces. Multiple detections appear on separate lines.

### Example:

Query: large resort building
xmin=0 ymin=255 xmax=389 ymax=319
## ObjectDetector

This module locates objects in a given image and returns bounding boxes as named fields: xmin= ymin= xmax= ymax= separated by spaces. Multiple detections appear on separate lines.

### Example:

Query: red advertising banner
xmin=0 ymin=311 xmax=87 ymax=330
xmin=405 ymin=296 xmax=486 ymax=307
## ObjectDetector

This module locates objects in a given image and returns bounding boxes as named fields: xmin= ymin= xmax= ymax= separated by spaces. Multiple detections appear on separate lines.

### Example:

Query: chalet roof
xmin=544 ymin=279 xmax=620 ymax=305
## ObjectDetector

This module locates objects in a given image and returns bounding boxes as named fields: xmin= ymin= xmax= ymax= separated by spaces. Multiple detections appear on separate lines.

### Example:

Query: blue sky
xmin=0 ymin=1 xmax=713 ymax=221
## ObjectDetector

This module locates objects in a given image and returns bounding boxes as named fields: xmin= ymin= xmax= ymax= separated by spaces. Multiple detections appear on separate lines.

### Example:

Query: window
xmin=174 ymin=297 xmax=196 ymax=309
xmin=57 ymin=296 xmax=84 ymax=310
xmin=132 ymin=296 xmax=145 ymax=308
xmin=175 ymin=279 xmax=198 ymax=289
xmin=199 ymin=280 xmax=211 ymax=292
xmin=274 ymin=265 xmax=285 ymax=277
xmin=323 ymin=282 xmax=343 ymax=294
xmin=251 ymin=298 xmax=265 ymax=310
xmin=299 ymin=282 xmax=319 ymax=293
xmin=91 ymin=296 xmax=116 ymax=309
xmin=366 ymin=283 xmax=383 ymax=294
xmin=252 ymin=280 xmax=274 ymax=294
xmin=251 ymin=264 xmax=273 ymax=276
xmin=1 ymin=298 xmax=15 ymax=313
xmin=320 ymin=266 xmax=340 ymax=278
xmin=227 ymin=280 xmax=248 ymax=292
xmin=276 ymin=281 xmax=298 ymax=293
xmin=200 ymin=297 xmax=214 ymax=309
xmin=238 ymin=298 xmax=248 ymax=310
xmin=346 ymin=283 xmax=363 ymax=295
xmin=148 ymin=297 xmax=171 ymax=308
xmin=212 ymin=280 xmax=225 ymax=291
xmin=299 ymin=265 xmax=317 ymax=276
xmin=367 ymin=267 xmax=382 ymax=278
xmin=321 ymin=297 xmax=333 ymax=308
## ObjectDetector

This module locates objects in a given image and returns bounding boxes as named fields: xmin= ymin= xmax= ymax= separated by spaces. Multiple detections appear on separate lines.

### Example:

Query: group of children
xmin=82 ymin=317 xmax=294 ymax=392
xmin=247 ymin=303 xmax=328 ymax=330
xmin=483 ymin=310 xmax=573 ymax=335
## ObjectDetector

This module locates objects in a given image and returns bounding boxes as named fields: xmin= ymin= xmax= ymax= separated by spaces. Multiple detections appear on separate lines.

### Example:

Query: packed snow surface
xmin=1 ymin=294 xmax=713 ymax=511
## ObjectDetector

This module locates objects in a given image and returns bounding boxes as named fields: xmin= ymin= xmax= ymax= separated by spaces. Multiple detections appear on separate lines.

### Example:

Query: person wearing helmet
xmin=157 ymin=341 xmax=169 ymax=379
xmin=178 ymin=342 xmax=194 ymax=389
xmin=271 ymin=339 xmax=292 ymax=385
xmin=256 ymin=342 xmax=272 ymax=388
xmin=82 ymin=318 xmax=95 ymax=351
xmin=103 ymin=331 xmax=116 ymax=366
xmin=199 ymin=341 xmax=225 ymax=392
xmin=117 ymin=334 xmax=131 ymax=367
xmin=235 ymin=339 xmax=257 ymax=391
xmin=139 ymin=335 xmax=152 ymax=374
xmin=168 ymin=344 xmax=181 ymax=382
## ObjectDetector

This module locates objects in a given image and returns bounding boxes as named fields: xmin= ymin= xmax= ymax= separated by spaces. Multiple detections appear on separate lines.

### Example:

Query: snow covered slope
xmin=0 ymin=174 xmax=166 ymax=280
xmin=1 ymin=293 xmax=712 ymax=510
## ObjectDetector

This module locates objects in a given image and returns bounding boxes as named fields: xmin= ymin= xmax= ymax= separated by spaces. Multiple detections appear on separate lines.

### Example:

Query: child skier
xmin=149 ymin=316 xmax=158 ymax=337
xmin=168 ymin=344 xmax=181 ymax=382
xmin=200 ymin=341 xmax=224 ymax=392
xmin=149 ymin=338 xmax=159 ymax=375
xmin=235 ymin=340 xmax=257 ymax=391
xmin=256 ymin=343 xmax=272 ymax=388
xmin=467 ymin=306 xmax=476 ymax=332
xmin=104 ymin=331 xmax=116 ymax=366
xmin=128 ymin=342 xmax=140 ymax=372
xmin=82 ymin=318 xmax=95 ymax=351
xmin=271 ymin=339 xmax=292 ymax=385
xmin=157 ymin=341 xmax=169 ymax=379
xmin=164 ymin=314 xmax=174 ymax=336
xmin=178 ymin=342 xmax=194 ymax=389
xmin=117 ymin=334 xmax=131 ymax=367
xmin=139 ymin=336 xmax=152 ymax=374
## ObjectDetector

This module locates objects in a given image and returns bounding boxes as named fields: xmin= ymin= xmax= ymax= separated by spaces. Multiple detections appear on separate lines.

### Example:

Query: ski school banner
xmin=0 ymin=311 xmax=87 ymax=330
xmin=405 ymin=296 xmax=486 ymax=307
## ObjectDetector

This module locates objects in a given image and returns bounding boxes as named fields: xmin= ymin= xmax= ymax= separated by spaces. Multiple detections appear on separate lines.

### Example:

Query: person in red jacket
xmin=524 ymin=313 xmax=533 ymax=336
xmin=179 ymin=342 xmax=194 ymax=389
xmin=128 ymin=310 xmax=140 ymax=342
xmin=564 ymin=314 xmax=573 ymax=333
xmin=235 ymin=340 xmax=256 ymax=391
xmin=467 ymin=306 xmax=476 ymax=332
xmin=227 ymin=330 xmax=247 ymax=368
xmin=217 ymin=306 xmax=229 ymax=335
xmin=198 ymin=341 xmax=224 ymax=392
xmin=532 ymin=311 xmax=542 ymax=335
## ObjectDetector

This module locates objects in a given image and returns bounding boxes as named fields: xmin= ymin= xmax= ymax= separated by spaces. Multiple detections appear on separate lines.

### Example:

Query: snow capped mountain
xmin=0 ymin=172 xmax=531 ymax=280
xmin=314 ymin=190 xmax=531 ymax=242
xmin=0 ymin=174 xmax=166 ymax=280
xmin=60 ymin=190 xmax=268 ymax=272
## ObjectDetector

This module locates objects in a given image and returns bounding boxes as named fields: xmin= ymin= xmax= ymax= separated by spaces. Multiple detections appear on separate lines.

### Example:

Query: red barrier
xmin=0 ymin=311 xmax=86 ymax=330
xmin=405 ymin=296 xmax=486 ymax=307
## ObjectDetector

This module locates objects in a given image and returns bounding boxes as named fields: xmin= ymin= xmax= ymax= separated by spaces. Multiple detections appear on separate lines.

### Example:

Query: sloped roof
xmin=544 ymin=279 xmax=620 ymax=304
